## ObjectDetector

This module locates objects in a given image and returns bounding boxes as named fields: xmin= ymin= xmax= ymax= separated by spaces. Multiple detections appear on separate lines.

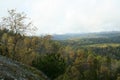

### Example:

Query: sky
xmin=0 ymin=0 xmax=120 ymax=35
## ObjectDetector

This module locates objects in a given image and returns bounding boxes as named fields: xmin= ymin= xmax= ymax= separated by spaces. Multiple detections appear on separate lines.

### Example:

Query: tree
xmin=0 ymin=9 xmax=36 ymax=35
xmin=0 ymin=9 xmax=37 ymax=60
xmin=32 ymin=53 xmax=66 ymax=79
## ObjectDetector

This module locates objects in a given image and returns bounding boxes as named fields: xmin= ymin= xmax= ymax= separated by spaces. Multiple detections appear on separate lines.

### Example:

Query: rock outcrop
xmin=0 ymin=55 xmax=49 ymax=80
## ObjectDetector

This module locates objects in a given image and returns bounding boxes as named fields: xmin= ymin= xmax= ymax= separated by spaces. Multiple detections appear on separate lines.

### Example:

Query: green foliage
xmin=32 ymin=53 xmax=66 ymax=79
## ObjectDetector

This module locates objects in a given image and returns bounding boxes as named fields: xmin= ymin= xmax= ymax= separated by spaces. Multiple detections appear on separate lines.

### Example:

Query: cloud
xmin=0 ymin=0 xmax=120 ymax=34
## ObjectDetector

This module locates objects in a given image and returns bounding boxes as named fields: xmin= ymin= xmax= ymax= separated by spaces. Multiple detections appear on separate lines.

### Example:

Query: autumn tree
xmin=0 ymin=9 xmax=36 ymax=35
xmin=0 ymin=9 xmax=37 ymax=60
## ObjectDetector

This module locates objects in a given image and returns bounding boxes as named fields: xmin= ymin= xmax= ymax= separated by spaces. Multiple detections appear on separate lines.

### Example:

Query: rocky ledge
xmin=0 ymin=55 xmax=49 ymax=80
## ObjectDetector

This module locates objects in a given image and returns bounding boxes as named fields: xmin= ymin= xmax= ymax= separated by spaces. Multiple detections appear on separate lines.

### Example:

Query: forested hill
xmin=53 ymin=31 xmax=120 ymax=40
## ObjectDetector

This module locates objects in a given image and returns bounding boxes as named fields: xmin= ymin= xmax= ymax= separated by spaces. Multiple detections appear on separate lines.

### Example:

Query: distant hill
xmin=0 ymin=55 xmax=49 ymax=80
xmin=52 ymin=31 xmax=120 ymax=40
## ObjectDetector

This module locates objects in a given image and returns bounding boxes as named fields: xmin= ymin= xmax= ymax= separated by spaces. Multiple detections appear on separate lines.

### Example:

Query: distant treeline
xmin=59 ymin=36 xmax=120 ymax=47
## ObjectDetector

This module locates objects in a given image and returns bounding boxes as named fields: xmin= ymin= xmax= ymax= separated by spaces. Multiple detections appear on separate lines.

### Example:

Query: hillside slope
xmin=53 ymin=31 xmax=120 ymax=40
xmin=0 ymin=55 xmax=49 ymax=80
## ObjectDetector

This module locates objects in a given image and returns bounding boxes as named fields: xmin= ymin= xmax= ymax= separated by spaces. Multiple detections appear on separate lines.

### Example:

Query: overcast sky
xmin=0 ymin=0 xmax=120 ymax=35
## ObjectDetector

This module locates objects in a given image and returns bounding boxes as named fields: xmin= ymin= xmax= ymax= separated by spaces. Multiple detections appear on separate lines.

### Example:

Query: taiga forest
xmin=0 ymin=9 xmax=120 ymax=80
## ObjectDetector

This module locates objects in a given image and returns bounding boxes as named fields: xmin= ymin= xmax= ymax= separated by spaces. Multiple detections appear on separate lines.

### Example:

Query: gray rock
xmin=0 ymin=55 xmax=49 ymax=80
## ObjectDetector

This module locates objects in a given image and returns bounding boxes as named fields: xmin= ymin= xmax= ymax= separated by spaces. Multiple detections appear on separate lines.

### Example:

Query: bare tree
xmin=0 ymin=9 xmax=37 ymax=35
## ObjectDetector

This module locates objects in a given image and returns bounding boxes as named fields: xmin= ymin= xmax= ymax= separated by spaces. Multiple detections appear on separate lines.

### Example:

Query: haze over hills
xmin=53 ymin=31 xmax=120 ymax=40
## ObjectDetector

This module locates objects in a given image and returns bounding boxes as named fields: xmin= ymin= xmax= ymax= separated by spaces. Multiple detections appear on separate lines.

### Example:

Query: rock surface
xmin=0 ymin=55 xmax=49 ymax=80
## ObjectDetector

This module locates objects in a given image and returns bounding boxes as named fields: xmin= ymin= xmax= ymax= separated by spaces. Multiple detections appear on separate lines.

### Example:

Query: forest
xmin=0 ymin=10 xmax=120 ymax=80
